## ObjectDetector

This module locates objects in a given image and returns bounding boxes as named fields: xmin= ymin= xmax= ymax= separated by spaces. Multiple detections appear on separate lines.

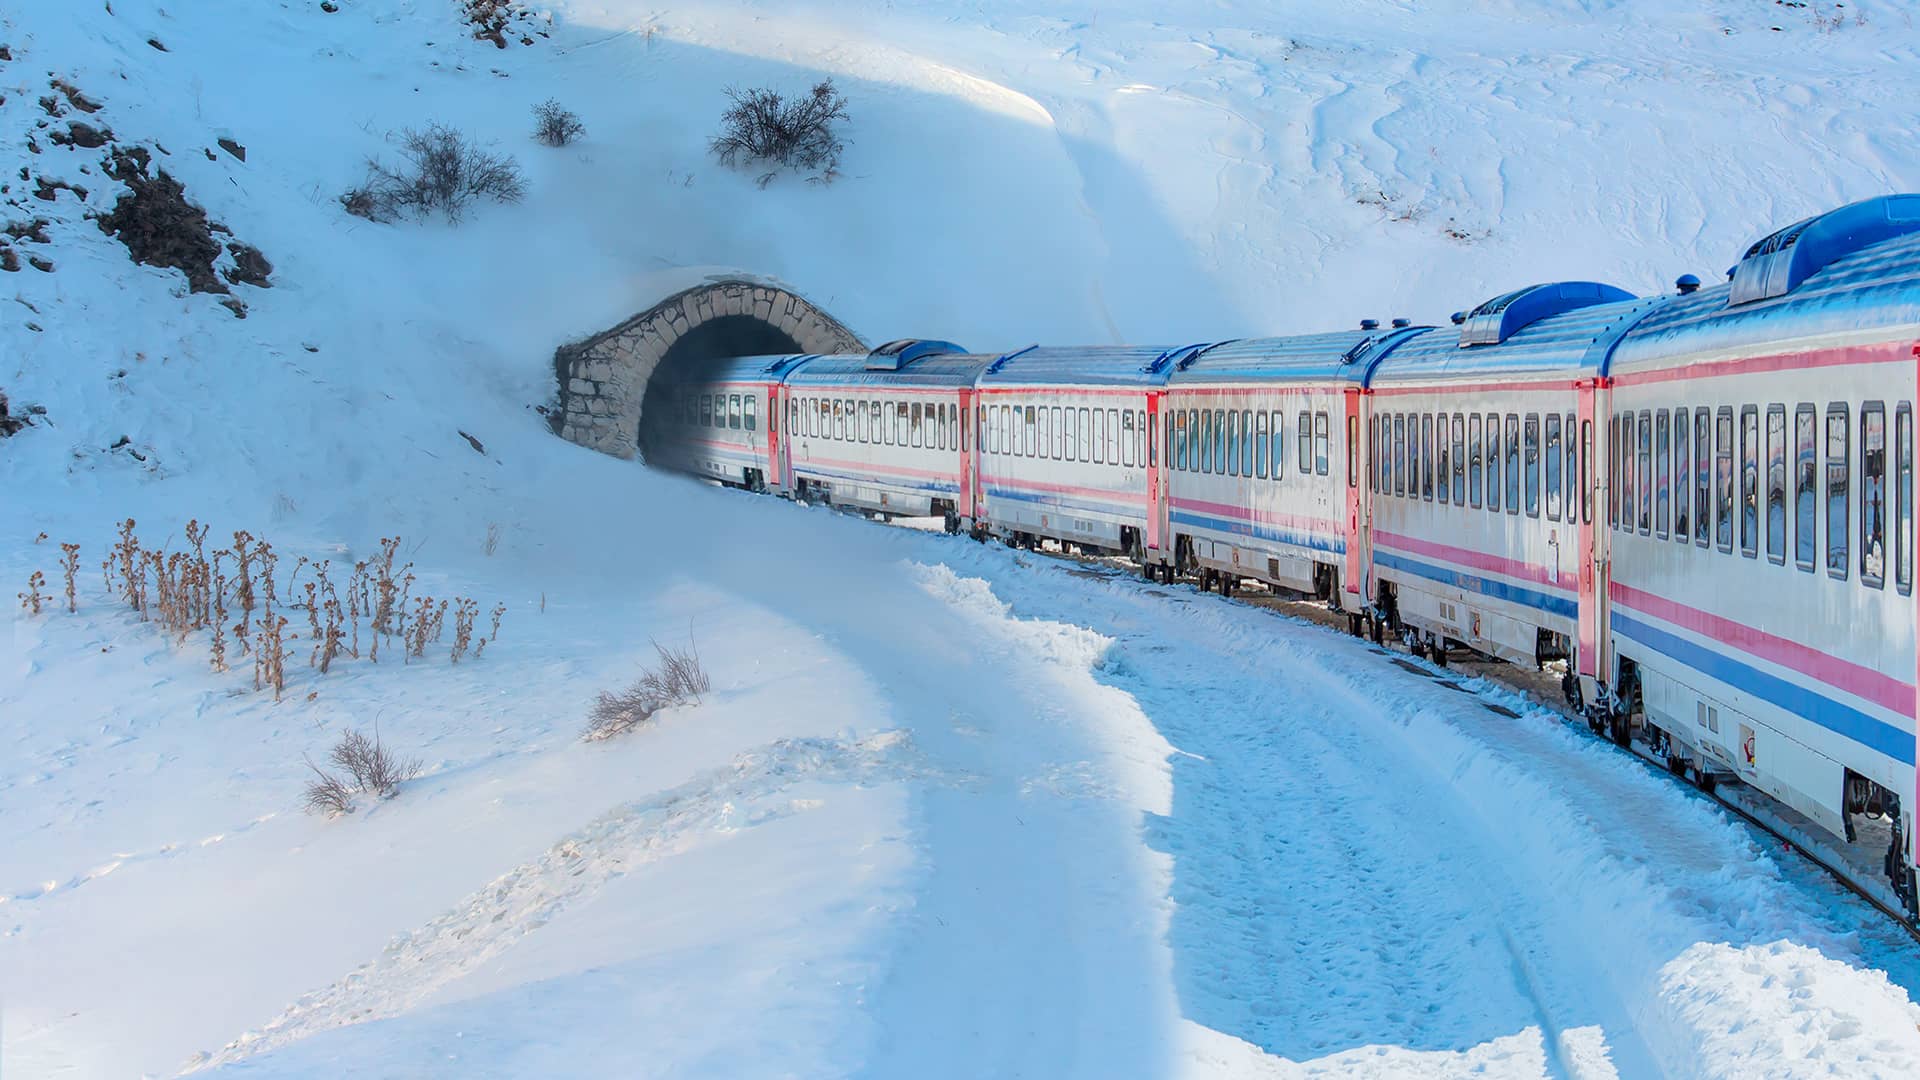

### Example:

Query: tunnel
xmin=552 ymin=278 xmax=865 ymax=461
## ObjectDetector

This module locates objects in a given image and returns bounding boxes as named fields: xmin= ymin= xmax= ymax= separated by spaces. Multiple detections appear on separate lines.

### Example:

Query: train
xmin=648 ymin=193 xmax=1920 ymax=914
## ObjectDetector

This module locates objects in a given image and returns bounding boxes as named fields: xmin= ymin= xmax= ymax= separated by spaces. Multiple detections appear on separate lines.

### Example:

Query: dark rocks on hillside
xmin=98 ymin=149 xmax=228 ymax=294
xmin=224 ymin=242 xmax=272 ymax=287
xmin=51 ymin=121 xmax=112 ymax=149
xmin=218 ymin=137 xmax=246 ymax=162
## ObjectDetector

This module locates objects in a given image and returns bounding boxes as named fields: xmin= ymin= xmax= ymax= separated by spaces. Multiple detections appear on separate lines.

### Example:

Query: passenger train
xmin=650 ymin=194 xmax=1920 ymax=914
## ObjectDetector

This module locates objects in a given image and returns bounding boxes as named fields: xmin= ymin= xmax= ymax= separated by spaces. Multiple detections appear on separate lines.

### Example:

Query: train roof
xmin=1166 ymin=329 xmax=1424 ymax=386
xmin=1610 ymin=195 xmax=1920 ymax=373
xmin=657 ymin=352 xmax=814 ymax=386
xmin=780 ymin=346 xmax=994 ymax=389
xmin=974 ymin=344 xmax=1182 ymax=388
xmin=1367 ymin=286 xmax=1665 ymax=387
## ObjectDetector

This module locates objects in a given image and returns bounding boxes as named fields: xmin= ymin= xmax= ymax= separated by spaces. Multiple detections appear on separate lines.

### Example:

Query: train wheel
xmin=1609 ymin=713 xmax=1631 ymax=749
xmin=1431 ymin=638 xmax=1448 ymax=667
xmin=1142 ymin=561 xmax=1157 ymax=583
xmin=1370 ymin=616 xmax=1384 ymax=645
xmin=943 ymin=508 xmax=961 ymax=535
xmin=1346 ymin=613 xmax=1362 ymax=637
xmin=1220 ymin=574 xmax=1235 ymax=597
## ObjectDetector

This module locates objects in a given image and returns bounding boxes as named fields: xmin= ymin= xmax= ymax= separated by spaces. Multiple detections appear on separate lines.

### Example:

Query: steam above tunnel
xmin=553 ymin=279 xmax=864 ymax=460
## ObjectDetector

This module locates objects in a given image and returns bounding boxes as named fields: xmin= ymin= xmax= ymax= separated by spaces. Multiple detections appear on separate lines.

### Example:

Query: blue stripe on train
xmin=1373 ymin=550 xmax=1577 ymax=619
xmin=1169 ymin=509 xmax=1345 ymax=555
xmin=1613 ymin=612 xmax=1915 ymax=766
xmin=985 ymin=484 xmax=1137 ymax=520
xmin=797 ymin=464 xmax=957 ymax=496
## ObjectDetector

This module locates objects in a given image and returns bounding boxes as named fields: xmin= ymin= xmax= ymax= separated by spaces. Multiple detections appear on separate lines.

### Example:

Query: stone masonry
xmin=554 ymin=279 xmax=864 ymax=459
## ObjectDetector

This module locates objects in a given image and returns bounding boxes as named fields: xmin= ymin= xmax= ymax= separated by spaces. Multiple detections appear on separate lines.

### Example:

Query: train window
xmin=1035 ymin=405 xmax=1048 ymax=459
xmin=1695 ymin=410 xmax=1713 ymax=548
xmin=1211 ymin=409 xmax=1225 ymax=472
xmin=961 ymin=405 xmax=969 ymax=453
xmin=1546 ymin=415 xmax=1563 ymax=521
xmin=909 ymin=403 xmax=921 ymax=448
xmin=1095 ymin=408 xmax=1108 ymax=465
xmin=853 ymin=401 xmax=865 ymax=443
xmin=1739 ymin=406 xmax=1760 ymax=557
xmin=1408 ymin=413 xmax=1421 ymax=496
xmin=1452 ymin=415 xmax=1466 ymax=506
xmin=1413 ymin=413 xmax=1428 ymax=499
xmin=1240 ymin=410 xmax=1253 ymax=475
xmin=700 ymin=395 xmax=712 ymax=428
xmin=827 ymin=398 xmax=840 ymax=440
xmin=1827 ymin=405 xmax=1850 ymax=578
xmin=1226 ymin=411 xmax=1240 ymax=475
xmin=728 ymin=395 xmax=741 ymax=430
xmin=1651 ymin=411 xmax=1668 ymax=537
xmin=1030 ymin=405 xmax=1042 ymax=457
xmin=1255 ymin=412 xmax=1270 ymax=478
xmin=1607 ymin=414 xmax=1619 ymax=526
xmin=1565 ymin=413 xmax=1578 ymax=521
xmin=1487 ymin=414 xmax=1502 ymax=512
xmin=1122 ymin=410 xmax=1135 ymax=467
xmin=746 ymin=397 xmax=758 ymax=433
xmin=1397 ymin=411 xmax=1413 ymax=495
xmin=1197 ymin=410 xmax=1210 ymax=472
xmin=1349 ymin=415 xmax=1360 ymax=489
xmin=1299 ymin=411 xmax=1313 ymax=475
xmin=1766 ymin=406 xmax=1786 ymax=564
xmin=934 ymin=404 xmax=945 ymax=450
xmin=1863 ymin=402 xmax=1886 ymax=588
xmin=1077 ymin=407 xmax=1090 ymax=463
xmin=1898 ymin=405 xmax=1913 ymax=594
xmin=1437 ymin=415 xmax=1452 ymax=503
xmin=1271 ymin=411 xmax=1285 ymax=478
xmin=1176 ymin=411 xmax=1190 ymax=470
xmin=1049 ymin=407 xmax=1061 ymax=459
xmin=1715 ymin=408 xmax=1735 ymax=553
xmin=1468 ymin=415 xmax=1483 ymax=507
xmin=1673 ymin=409 xmax=1690 ymax=542
xmin=1504 ymin=414 xmax=1521 ymax=515
xmin=1526 ymin=414 xmax=1541 ymax=518
xmin=1316 ymin=412 xmax=1330 ymax=476
xmin=1635 ymin=411 xmax=1651 ymax=534
xmin=1111 ymin=409 xmax=1123 ymax=466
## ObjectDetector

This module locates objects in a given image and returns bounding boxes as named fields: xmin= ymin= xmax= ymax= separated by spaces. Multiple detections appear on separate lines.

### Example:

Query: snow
xmin=5 ymin=0 xmax=1920 ymax=1076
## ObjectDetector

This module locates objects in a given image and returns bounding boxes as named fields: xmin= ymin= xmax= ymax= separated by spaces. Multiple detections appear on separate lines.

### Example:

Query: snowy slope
xmin=5 ymin=0 xmax=1920 ymax=1077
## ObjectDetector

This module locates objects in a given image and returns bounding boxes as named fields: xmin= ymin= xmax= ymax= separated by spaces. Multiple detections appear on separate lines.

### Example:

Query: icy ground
xmin=5 ymin=0 xmax=1920 ymax=1076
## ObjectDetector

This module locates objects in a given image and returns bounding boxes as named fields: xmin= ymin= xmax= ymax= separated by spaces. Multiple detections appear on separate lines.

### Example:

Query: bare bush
xmin=345 ymin=124 xmax=525 ymax=223
xmin=532 ymin=100 xmax=584 ymax=147
xmin=711 ymin=79 xmax=848 ymax=183
xmin=329 ymin=727 xmax=421 ymax=800
xmin=302 ymin=755 xmax=356 ymax=816
xmin=585 ymin=637 xmax=710 ymax=740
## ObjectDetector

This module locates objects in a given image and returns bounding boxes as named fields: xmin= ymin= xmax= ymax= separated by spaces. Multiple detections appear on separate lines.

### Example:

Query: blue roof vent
xmin=1675 ymin=274 xmax=1701 ymax=295
xmin=1458 ymin=281 xmax=1635 ymax=347
xmin=1359 ymin=318 xmax=1380 ymax=331
xmin=866 ymin=339 xmax=965 ymax=371
xmin=1728 ymin=194 xmax=1920 ymax=306
xmin=1174 ymin=340 xmax=1237 ymax=371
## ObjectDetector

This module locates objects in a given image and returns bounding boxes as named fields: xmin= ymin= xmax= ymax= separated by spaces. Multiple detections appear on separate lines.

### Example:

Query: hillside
xmin=5 ymin=1 xmax=1920 ymax=1076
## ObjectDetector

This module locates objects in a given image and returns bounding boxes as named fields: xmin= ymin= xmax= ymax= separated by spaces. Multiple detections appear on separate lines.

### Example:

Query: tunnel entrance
xmin=552 ymin=278 xmax=864 ymax=461
xmin=637 ymin=315 xmax=802 ymax=461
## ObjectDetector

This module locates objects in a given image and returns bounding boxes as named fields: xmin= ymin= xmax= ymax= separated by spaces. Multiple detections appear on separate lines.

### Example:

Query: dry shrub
xmin=532 ymin=99 xmax=584 ymax=147
xmin=17 ymin=570 xmax=46 ymax=615
xmin=585 ymin=637 xmax=710 ymax=740
xmin=711 ymin=79 xmax=848 ymax=183
xmin=302 ymin=755 xmax=356 ymax=816
xmin=330 ymin=727 xmax=421 ymax=799
xmin=345 ymin=124 xmax=525 ymax=224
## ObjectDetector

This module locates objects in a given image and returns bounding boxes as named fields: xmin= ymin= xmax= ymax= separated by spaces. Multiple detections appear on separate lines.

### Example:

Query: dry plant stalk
xmin=451 ymin=597 xmax=478 ymax=663
xmin=584 ymin=637 xmax=710 ymax=740
xmin=59 ymin=543 xmax=79 ymax=613
xmin=328 ymin=727 xmax=421 ymax=799
xmin=18 ymin=570 xmax=47 ymax=615
xmin=302 ymin=754 xmax=356 ymax=816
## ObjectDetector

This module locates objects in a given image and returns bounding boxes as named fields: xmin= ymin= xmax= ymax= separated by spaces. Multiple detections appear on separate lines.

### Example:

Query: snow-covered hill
xmin=5 ymin=1 xmax=1920 ymax=1076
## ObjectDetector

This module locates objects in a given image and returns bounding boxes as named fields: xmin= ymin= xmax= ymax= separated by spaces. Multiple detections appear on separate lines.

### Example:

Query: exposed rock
xmin=50 ymin=121 xmax=112 ymax=149
xmin=50 ymin=78 xmax=100 ymax=112
xmin=217 ymin=137 xmax=246 ymax=162
xmin=97 ymin=149 xmax=226 ymax=293
xmin=223 ymin=242 xmax=272 ymax=288
xmin=28 ymin=255 xmax=51 ymax=272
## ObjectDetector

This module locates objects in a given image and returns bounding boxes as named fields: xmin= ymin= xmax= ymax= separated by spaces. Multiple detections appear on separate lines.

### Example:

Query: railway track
xmin=887 ymin=512 xmax=1920 ymax=947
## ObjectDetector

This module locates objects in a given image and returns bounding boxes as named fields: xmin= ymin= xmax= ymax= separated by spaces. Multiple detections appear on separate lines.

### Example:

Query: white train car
xmin=1364 ymin=283 xmax=1662 ymax=674
xmin=972 ymin=345 xmax=1169 ymax=554
xmin=1603 ymin=195 xmax=1920 ymax=905
xmin=1162 ymin=330 xmax=1415 ymax=615
xmin=651 ymin=354 xmax=791 ymax=489
xmin=782 ymin=341 xmax=984 ymax=526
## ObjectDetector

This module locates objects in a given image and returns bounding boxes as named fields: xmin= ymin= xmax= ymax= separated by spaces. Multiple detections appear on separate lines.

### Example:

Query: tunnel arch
xmin=553 ymin=278 xmax=864 ymax=460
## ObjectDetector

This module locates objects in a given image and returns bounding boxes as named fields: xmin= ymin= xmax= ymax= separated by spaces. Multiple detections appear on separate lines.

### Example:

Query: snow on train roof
xmin=660 ymin=352 xmax=814 ymax=385
xmin=1165 ymin=330 xmax=1415 ymax=385
xmin=1367 ymin=295 xmax=1666 ymax=385
xmin=975 ymin=344 xmax=1181 ymax=387
xmin=779 ymin=350 xmax=994 ymax=388
xmin=1609 ymin=230 xmax=1920 ymax=372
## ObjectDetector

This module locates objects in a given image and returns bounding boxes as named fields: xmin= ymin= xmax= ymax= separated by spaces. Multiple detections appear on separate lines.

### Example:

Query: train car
xmin=972 ymin=345 xmax=1172 ymax=554
xmin=1364 ymin=283 xmax=1667 ymax=678
xmin=650 ymin=353 xmax=797 ymax=490
xmin=1602 ymin=195 xmax=1920 ymax=906
xmin=781 ymin=340 xmax=983 ymax=527
xmin=1162 ymin=329 xmax=1419 ymax=617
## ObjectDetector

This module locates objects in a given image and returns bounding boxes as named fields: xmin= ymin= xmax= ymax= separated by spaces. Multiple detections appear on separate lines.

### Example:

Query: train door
xmin=1343 ymin=387 xmax=1364 ymax=606
xmin=1146 ymin=391 xmax=1167 ymax=558
xmin=958 ymin=388 xmax=977 ymax=524
xmin=765 ymin=382 xmax=786 ymax=492
xmin=1578 ymin=378 xmax=1606 ymax=702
